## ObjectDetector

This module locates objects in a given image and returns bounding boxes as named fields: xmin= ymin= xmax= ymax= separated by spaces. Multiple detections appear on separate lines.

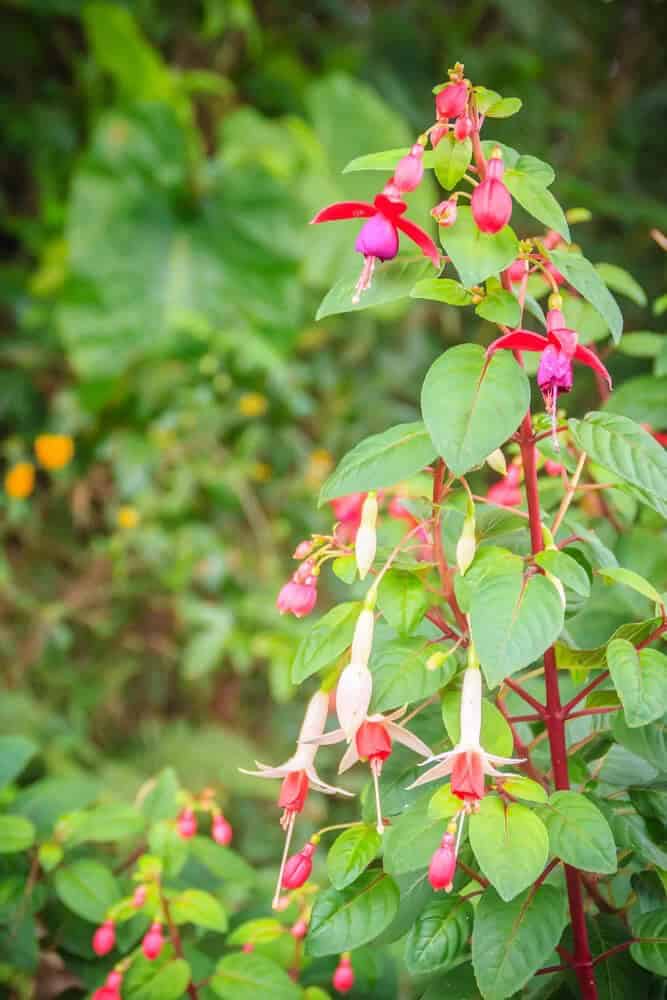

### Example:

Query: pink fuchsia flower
xmin=277 ymin=559 xmax=318 ymax=618
xmin=394 ymin=143 xmax=425 ymax=193
xmin=454 ymin=115 xmax=473 ymax=141
xmin=92 ymin=920 xmax=115 ymax=956
xmin=431 ymin=196 xmax=458 ymax=228
xmin=311 ymin=188 xmax=440 ymax=304
xmin=486 ymin=304 xmax=612 ymax=444
xmin=142 ymin=923 xmax=164 ymax=960
xmin=333 ymin=954 xmax=355 ymax=994
xmin=428 ymin=828 xmax=457 ymax=891
xmin=281 ymin=840 xmax=316 ymax=889
xmin=409 ymin=666 xmax=523 ymax=806
xmin=436 ymin=80 xmax=469 ymax=120
xmin=487 ymin=463 xmax=522 ymax=508
xmin=471 ymin=149 xmax=512 ymax=234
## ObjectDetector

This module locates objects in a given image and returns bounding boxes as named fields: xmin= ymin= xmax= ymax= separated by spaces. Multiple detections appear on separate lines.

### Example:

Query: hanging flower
xmin=394 ymin=143 xmax=425 ymax=193
xmin=471 ymin=148 xmax=512 ymax=234
xmin=92 ymin=920 xmax=115 ymax=956
xmin=331 ymin=492 xmax=366 ymax=543
xmin=435 ymin=80 xmax=469 ymax=120
xmin=311 ymin=187 xmax=440 ymax=303
xmin=277 ymin=559 xmax=319 ymax=618
xmin=142 ymin=923 xmax=164 ymax=960
xmin=332 ymin=954 xmax=355 ymax=994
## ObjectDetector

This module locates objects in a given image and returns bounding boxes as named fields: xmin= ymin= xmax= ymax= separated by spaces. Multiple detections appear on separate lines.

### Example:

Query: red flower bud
xmin=428 ymin=832 xmax=457 ymax=891
xmin=212 ymin=814 xmax=233 ymax=845
xmin=504 ymin=258 xmax=528 ymax=284
xmin=471 ymin=159 xmax=512 ymax=234
xmin=281 ymin=842 xmax=316 ymax=889
xmin=242 ymin=941 xmax=255 ymax=953
xmin=177 ymin=807 xmax=197 ymax=839
xmin=290 ymin=918 xmax=308 ymax=939
xmin=142 ymin=922 xmax=164 ymax=960
xmin=355 ymin=720 xmax=392 ymax=763
xmin=92 ymin=920 xmax=115 ymax=956
xmin=132 ymin=885 xmax=147 ymax=908
xmin=454 ymin=115 xmax=473 ymax=141
xmin=430 ymin=124 xmax=448 ymax=148
xmin=332 ymin=955 xmax=355 ymax=993
xmin=431 ymin=197 xmax=458 ymax=228
xmin=394 ymin=144 xmax=424 ymax=193
xmin=436 ymin=81 xmax=468 ymax=120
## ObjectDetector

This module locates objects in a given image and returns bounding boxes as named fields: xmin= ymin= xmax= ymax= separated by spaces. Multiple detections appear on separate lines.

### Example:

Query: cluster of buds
xmin=176 ymin=794 xmax=233 ymax=845
xmin=92 ymin=970 xmax=123 ymax=1000
xmin=432 ymin=63 xmax=470 ymax=147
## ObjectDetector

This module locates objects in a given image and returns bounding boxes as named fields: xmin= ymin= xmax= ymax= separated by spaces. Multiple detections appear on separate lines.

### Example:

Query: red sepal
xmin=573 ymin=343 xmax=612 ymax=388
xmin=486 ymin=329 xmax=548 ymax=357
xmin=310 ymin=201 xmax=375 ymax=224
xmin=373 ymin=193 xmax=407 ymax=219
xmin=394 ymin=216 xmax=441 ymax=266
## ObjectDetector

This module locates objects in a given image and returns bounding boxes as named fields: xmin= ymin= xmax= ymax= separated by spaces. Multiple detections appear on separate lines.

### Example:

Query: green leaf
xmin=433 ymin=134 xmax=472 ymax=190
xmin=616 ymin=332 xmax=664 ymax=358
xmin=470 ymin=560 xmax=564 ymax=687
xmin=130 ymin=958 xmax=193 ymax=1000
xmin=411 ymin=277 xmax=473 ymax=306
xmin=439 ymin=207 xmax=519 ymax=288
xmin=383 ymin=795 xmax=444 ymax=875
xmin=597 ymin=567 xmax=663 ymax=607
xmin=472 ymin=885 xmax=568 ymax=1000
xmin=83 ymin=3 xmax=172 ymax=102
xmin=0 ymin=736 xmax=37 ymax=789
xmin=548 ymin=250 xmax=623 ymax=343
xmin=140 ymin=768 xmax=181 ymax=822
xmin=539 ymin=791 xmax=617 ymax=874
xmin=377 ymin=570 xmax=429 ymax=635
xmin=189 ymin=836 xmax=256 ymax=884
xmin=630 ymin=908 xmax=667 ymax=976
xmin=10 ymin=776 xmax=99 ymax=835
xmin=405 ymin=896 xmax=473 ymax=974
xmin=212 ymin=953 xmax=301 ymax=1000
xmin=332 ymin=554 xmax=357 ymax=583
xmin=65 ymin=804 xmax=145 ymax=845
xmin=500 ymin=777 xmax=548 ymax=804
xmin=316 ymin=256 xmax=433 ymax=320
xmin=291 ymin=601 xmax=361 ymax=683
xmin=226 ymin=918 xmax=286 ymax=946
xmin=306 ymin=870 xmax=400 ymax=957
xmin=613 ymin=712 xmax=667 ymax=772
xmin=370 ymin=637 xmax=445 ymax=713
xmin=469 ymin=797 xmax=549 ymax=901
xmin=595 ymin=263 xmax=647 ymax=307
xmin=535 ymin=550 xmax=591 ymax=597
xmin=441 ymin=690 xmax=514 ymax=758
xmin=320 ymin=422 xmax=436 ymax=503
xmin=429 ymin=784 xmax=465 ymax=820
xmin=343 ymin=147 xmax=437 ymax=173
xmin=54 ymin=860 xmax=121 ymax=923
xmin=475 ymin=288 xmax=521 ymax=327
xmin=419 ymin=965 xmax=481 ymax=1000
xmin=0 ymin=816 xmax=35 ymax=853
xmin=170 ymin=889 xmax=227 ymax=932
xmin=327 ymin=825 xmax=381 ymax=890
xmin=421 ymin=344 xmax=529 ymax=477
xmin=604 ymin=374 xmax=667 ymax=427
xmin=569 ymin=412 xmax=667 ymax=517
xmin=486 ymin=97 xmax=522 ymax=118
xmin=554 ymin=617 xmax=662 ymax=672
xmin=504 ymin=172 xmax=570 ymax=242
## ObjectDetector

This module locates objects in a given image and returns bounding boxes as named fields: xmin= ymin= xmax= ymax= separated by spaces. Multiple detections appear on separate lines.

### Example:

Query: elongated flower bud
xmin=394 ymin=144 xmax=424 ymax=193
xmin=471 ymin=150 xmax=512 ymax=234
xmin=456 ymin=500 xmax=476 ymax=575
xmin=177 ymin=807 xmax=197 ymax=839
xmin=282 ymin=841 xmax=316 ymax=889
xmin=355 ymin=493 xmax=378 ymax=580
xmin=142 ymin=923 xmax=164 ymax=960
xmin=454 ymin=114 xmax=473 ymax=141
xmin=351 ymin=607 xmax=375 ymax=667
xmin=436 ymin=80 xmax=468 ymax=119
xmin=336 ymin=662 xmax=373 ymax=740
xmin=92 ymin=920 xmax=115 ymax=956
xmin=428 ymin=831 xmax=457 ymax=891
xmin=212 ymin=813 xmax=233 ymax=845
xmin=333 ymin=954 xmax=355 ymax=993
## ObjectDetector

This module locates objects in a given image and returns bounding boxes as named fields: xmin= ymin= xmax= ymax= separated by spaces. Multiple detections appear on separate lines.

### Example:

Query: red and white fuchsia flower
xmin=471 ymin=147 xmax=512 ymax=234
xmin=410 ymin=665 xmax=523 ymax=805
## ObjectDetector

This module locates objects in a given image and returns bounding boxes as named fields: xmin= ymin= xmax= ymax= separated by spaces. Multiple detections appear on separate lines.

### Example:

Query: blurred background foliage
xmin=1 ymin=0 xmax=666 ymax=908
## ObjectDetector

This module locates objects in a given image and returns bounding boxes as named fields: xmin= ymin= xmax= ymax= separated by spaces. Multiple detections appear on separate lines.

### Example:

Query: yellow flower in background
xmin=238 ymin=392 xmax=268 ymax=418
xmin=305 ymin=448 xmax=333 ymax=487
xmin=34 ymin=434 xmax=74 ymax=471
xmin=5 ymin=462 xmax=35 ymax=499
xmin=117 ymin=506 xmax=140 ymax=529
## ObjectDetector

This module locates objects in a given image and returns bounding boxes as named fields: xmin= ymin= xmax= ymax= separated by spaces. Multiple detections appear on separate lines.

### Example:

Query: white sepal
xmin=336 ymin=662 xmax=373 ymax=740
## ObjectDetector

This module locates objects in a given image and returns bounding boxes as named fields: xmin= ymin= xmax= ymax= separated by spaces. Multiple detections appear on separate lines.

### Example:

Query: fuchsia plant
xmin=242 ymin=60 xmax=667 ymax=1000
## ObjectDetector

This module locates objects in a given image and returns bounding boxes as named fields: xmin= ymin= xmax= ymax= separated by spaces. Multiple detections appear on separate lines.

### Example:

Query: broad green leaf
xmin=630 ymin=786 xmax=667 ymax=826
xmin=569 ymin=412 xmax=667 ymax=517
xmin=548 ymin=250 xmax=623 ymax=343
xmin=474 ymin=87 xmax=503 ymax=114
xmin=597 ymin=567 xmax=663 ymax=607
xmin=429 ymin=784 xmax=464 ymax=820
xmin=306 ymin=870 xmax=399 ymax=956
xmin=54 ymin=860 xmax=121 ymax=923
xmin=501 ymin=777 xmax=548 ymax=803
xmin=377 ymin=570 xmax=429 ymax=635
xmin=171 ymin=889 xmax=227 ymax=932
xmin=343 ymin=147 xmax=436 ymax=173
xmin=504 ymin=172 xmax=570 ymax=242
xmin=332 ymin=554 xmax=357 ymax=584
xmin=226 ymin=918 xmax=286 ymax=946
xmin=469 ymin=796 xmax=549 ymax=901
xmin=370 ymin=637 xmax=445 ymax=712
xmin=433 ymin=134 xmax=472 ymax=190
xmin=405 ymin=896 xmax=473 ymax=974
xmin=631 ymin=908 xmax=667 ymax=976
xmin=616 ymin=332 xmax=664 ymax=358
xmin=439 ymin=207 xmax=519 ymax=288
xmin=609 ymin=644 xmax=667 ymax=733
xmin=211 ymin=953 xmax=300 ymax=1000
xmin=10 ymin=776 xmax=99 ymax=835
xmin=291 ymin=602 xmax=361 ymax=683
xmin=316 ymin=256 xmax=433 ymax=320
xmin=327 ymin=825 xmax=381 ymax=890
xmin=472 ymin=885 xmax=568 ymax=1000
xmin=470 ymin=561 xmax=564 ymax=687
xmin=595 ymin=263 xmax=647 ymax=307
xmin=131 ymin=958 xmax=193 ymax=1000
xmin=419 ymin=964 xmax=481 ymax=999
xmin=83 ymin=3 xmax=172 ymax=102
xmin=486 ymin=97 xmax=522 ymax=118
xmin=189 ymin=836 xmax=255 ymax=884
xmin=319 ymin=422 xmax=436 ymax=503
xmin=140 ymin=767 xmax=181 ymax=822
xmin=411 ymin=277 xmax=473 ymax=306
xmin=539 ymin=791 xmax=617 ymax=874
xmin=441 ymin=690 xmax=514 ymax=758
xmin=421 ymin=344 xmax=529 ymax=477
xmin=475 ymin=288 xmax=521 ymax=327
xmin=554 ymin=617 xmax=662 ymax=672
xmin=613 ymin=712 xmax=667 ymax=772
xmin=383 ymin=795 xmax=444 ymax=875
xmin=65 ymin=804 xmax=145 ymax=845
xmin=587 ymin=915 xmax=650 ymax=1000
xmin=0 ymin=816 xmax=35 ymax=853
xmin=604 ymin=374 xmax=667 ymax=428
xmin=535 ymin=550 xmax=591 ymax=597
xmin=0 ymin=736 xmax=37 ymax=789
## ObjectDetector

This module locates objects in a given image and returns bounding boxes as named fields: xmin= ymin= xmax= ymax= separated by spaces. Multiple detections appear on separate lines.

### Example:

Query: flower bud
xmin=454 ymin=115 xmax=473 ymax=141
xmin=431 ymin=197 xmax=458 ymax=227
xmin=351 ymin=607 xmax=375 ymax=667
xmin=456 ymin=507 xmax=476 ymax=575
xmin=282 ymin=842 xmax=316 ymax=889
xmin=332 ymin=955 xmax=355 ymax=994
xmin=471 ymin=150 xmax=512 ymax=234
xmin=177 ymin=807 xmax=197 ymax=839
xmin=277 ymin=572 xmax=318 ymax=618
xmin=355 ymin=493 xmax=378 ymax=580
xmin=436 ymin=80 xmax=468 ymax=119
xmin=290 ymin=918 xmax=308 ymax=939
xmin=242 ymin=941 xmax=255 ymax=953
xmin=92 ymin=920 xmax=115 ymax=956
xmin=142 ymin=922 xmax=164 ymax=960
xmin=212 ymin=814 xmax=233 ymax=845
xmin=430 ymin=124 xmax=448 ymax=148
xmin=428 ymin=832 xmax=457 ymax=891
xmin=293 ymin=539 xmax=314 ymax=560
xmin=132 ymin=885 xmax=146 ymax=908
xmin=504 ymin=258 xmax=528 ymax=284
xmin=394 ymin=144 xmax=424 ymax=193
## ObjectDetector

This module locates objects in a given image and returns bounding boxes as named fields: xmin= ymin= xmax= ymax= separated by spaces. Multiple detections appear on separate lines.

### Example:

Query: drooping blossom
xmin=331 ymin=492 xmax=366 ymax=543
xmin=503 ymin=258 xmax=528 ymax=284
xmin=277 ymin=558 xmax=318 ymax=618
xmin=486 ymin=302 xmax=612 ymax=444
xmin=142 ymin=922 xmax=164 ymax=960
xmin=332 ymin=954 xmax=355 ymax=994
xmin=435 ymin=80 xmax=469 ymax=120
xmin=355 ymin=492 xmax=378 ymax=579
xmin=454 ymin=114 xmax=473 ymax=141
xmin=311 ymin=187 xmax=439 ymax=303
xmin=487 ymin=462 xmax=522 ymax=508
xmin=431 ymin=196 xmax=458 ymax=228
xmin=92 ymin=920 xmax=115 ymax=956
xmin=428 ymin=827 xmax=458 ymax=891
xmin=471 ymin=148 xmax=512 ymax=234
xmin=394 ymin=143 xmax=425 ymax=193
xmin=409 ymin=666 xmax=523 ymax=806
xmin=132 ymin=885 xmax=146 ymax=908
xmin=281 ymin=840 xmax=317 ymax=889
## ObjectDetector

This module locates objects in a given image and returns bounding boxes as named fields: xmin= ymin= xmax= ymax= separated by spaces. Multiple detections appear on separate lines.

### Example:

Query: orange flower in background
xmin=5 ymin=462 xmax=35 ymax=499
xmin=34 ymin=434 xmax=74 ymax=470
xmin=117 ymin=506 xmax=140 ymax=529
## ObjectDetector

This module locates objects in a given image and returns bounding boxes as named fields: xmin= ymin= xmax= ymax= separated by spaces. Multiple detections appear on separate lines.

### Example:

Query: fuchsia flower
xmin=394 ymin=143 xmax=425 ymax=193
xmin=435 ymin=80 xmax=469 ymax=120
xmin=471 ymin=149 xmax=512 ymax=234
xmin=431 ymin=197 xmax=458 ymax=228
xmin=429 ymin=829 xmax=457 ymax=891
xmin=142 ymin=922 xmax=164 ymax=960
xmin=333 ymin=954 xmax=355 ymax=994
xmin=311 ymin=187 xmax=440 ymax=303
xmin=486 ymin=303 xmax=612 ymax=443
xmin=92 ymin=920 xmax=115 ymax=956
xmin=277 ymin=559 xmax=318 ymax=618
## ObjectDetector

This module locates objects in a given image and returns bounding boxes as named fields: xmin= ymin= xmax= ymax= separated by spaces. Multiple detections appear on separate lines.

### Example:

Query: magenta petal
xmin=355 ymin=213 xmax=399 ymax=261
xmin=537 ymin=345 xmax=573 ymax=394
xmin=310 ymin=201 xmax=376 ymax=224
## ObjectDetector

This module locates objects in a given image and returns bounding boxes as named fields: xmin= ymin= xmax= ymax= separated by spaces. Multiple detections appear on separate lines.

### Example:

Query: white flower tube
xmin=351 ymin=607 xmax=375 ymax=667
xmin=459 ymin=666 xmax=482 ymax=749
xmin=355 ymin=493 xmax=378 ymax=580
xmin=336 ymin=662 xmax=373 ymax=740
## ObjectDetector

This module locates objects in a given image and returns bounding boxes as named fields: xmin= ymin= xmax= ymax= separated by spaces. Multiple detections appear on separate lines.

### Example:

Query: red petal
xmin=573 ymin=344 xmax=613 ymax=388
xmin=394 ymin=217 xmax=441 ymax=265
xmin=310 ymin=201 xmax=375 ymax=224
xmin=486 ymin=330 xmax=548 ymax=356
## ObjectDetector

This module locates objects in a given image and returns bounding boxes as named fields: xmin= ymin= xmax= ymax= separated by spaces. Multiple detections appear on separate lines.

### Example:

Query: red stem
xmin=503 ymin=676 xmax=546 ymax=716
xmin=567 ymin=705 xmax=620 ymax=720
xmin=161 ymin=891 xmax=199 ymax=1000
xmin=592 ymin=940 xmax=636 ymax=966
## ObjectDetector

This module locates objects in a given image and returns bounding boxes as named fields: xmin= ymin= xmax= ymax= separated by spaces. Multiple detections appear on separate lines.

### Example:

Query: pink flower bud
xmin=290 ymin=918 xmax=308 ymax=939
xmin=454 ymin=115 xmax=473 ymax=141
xmin=132 ymin=885 xmax=147 ymax=908
xmin=542 ymin=229 xmax=562 ymax=250
xmin=293 ymin=539 xmax=314 ymax=560
xmin=212 ymin=814 xmax=233 ymax=845
xmin=281 ymin=842 xmax=316 ymax=889
xmin=106 ymin=973 xmax=123 ymax=990
xmin=142 ymin=922 xmax=164 ymax=960
xmin=436 ymin=81 xmax=468 ymax=120
xmin=428 ymin=832 xmax=457 ymax=891
xmin=177 ymin=807 xmax=197 ymax=839
xmin=543 ymin=261 xmax=565 ymax=286
xmin=274 ymin=895 xmax=290 ymax=912
xmin=430 ymin=124 xmax=448 ymax=148
xmin=504 ymin=258 xmax=528 ymax=284
xmin=355 ymin=213 xmax=399 ymax=262
xmin=92 ymin=920 xmax=115 ymax=956
xmin=276 ymin=575 xmax=318 ymax=618
xmin=471 ymin=157 xmax=512 ymax=234
xmin=431 ymin=197 xmax=458 ymax=227
xmin=394 ymin=144 xmax=424 ymax=193
xmin=332 ymin=955 xmax=355 ymax=993
xmin=544 ymin=460 xmax=564 ymax=477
